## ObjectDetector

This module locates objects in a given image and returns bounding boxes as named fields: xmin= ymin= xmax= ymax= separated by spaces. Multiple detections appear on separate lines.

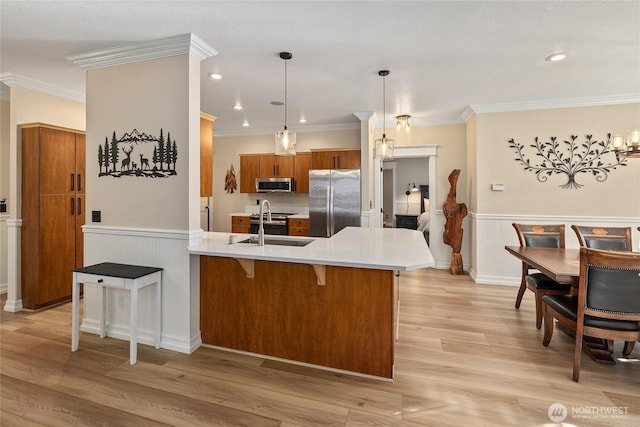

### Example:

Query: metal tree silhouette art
xmin=508 ymin=134 xmax=626 ymax=189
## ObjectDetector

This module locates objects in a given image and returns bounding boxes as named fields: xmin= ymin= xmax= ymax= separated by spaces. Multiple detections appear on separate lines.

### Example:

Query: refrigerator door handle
xmin=329 ymin=186 xmax=335 ymax=236
xmin=326 ymin=186 xmax=331 ymax=237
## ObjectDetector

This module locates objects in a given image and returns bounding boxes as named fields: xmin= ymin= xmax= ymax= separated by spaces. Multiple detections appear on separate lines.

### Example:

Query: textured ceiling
xmin=1 ymin=1 xmax=639 ymax=136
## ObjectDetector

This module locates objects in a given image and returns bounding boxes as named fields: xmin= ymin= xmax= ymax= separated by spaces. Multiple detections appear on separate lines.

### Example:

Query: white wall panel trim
xmin=83 ymin=226 xmax=200 ymax=355
xmin=470 ymin=212 xmax=640 ymax=288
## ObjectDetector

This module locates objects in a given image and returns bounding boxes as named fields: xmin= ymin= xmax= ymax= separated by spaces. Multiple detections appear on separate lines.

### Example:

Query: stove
xmin=248 ymin=213 xmax=294 ymax=235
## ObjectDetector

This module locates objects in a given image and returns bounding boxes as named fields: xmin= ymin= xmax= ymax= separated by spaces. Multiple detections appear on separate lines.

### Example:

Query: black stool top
xmin=74 ymin=262 xmax=163 ymax=279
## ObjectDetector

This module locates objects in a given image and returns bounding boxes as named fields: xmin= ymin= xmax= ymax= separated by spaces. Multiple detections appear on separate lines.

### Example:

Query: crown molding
xmin=467 ymin=93 xmax=640 ymax=115
xmin=412 ymin=115 xmax=466 ymax=126
xmin=214 ymin=122 xmax=360 ymax=138
xmin=353 ymin=111 xmax=374 ymax=121
xmin=0 ymin=72 xmax=85 ymax=103
xmin=460 ymin=106 xmax=475 ymax=122
xmin=0 ymin=83 xmax=9 ymax=101
xmin=67 ymin=33 xmax=217 ymax=70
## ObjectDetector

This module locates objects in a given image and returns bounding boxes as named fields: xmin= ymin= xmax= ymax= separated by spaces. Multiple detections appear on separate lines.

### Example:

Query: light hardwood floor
xmin=1 ymin=268 xmax=639 ymax=426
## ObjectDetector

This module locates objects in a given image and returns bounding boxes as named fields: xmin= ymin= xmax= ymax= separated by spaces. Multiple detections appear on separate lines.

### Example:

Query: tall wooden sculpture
xmin=443 ymin=169 xmax=467 ymax=275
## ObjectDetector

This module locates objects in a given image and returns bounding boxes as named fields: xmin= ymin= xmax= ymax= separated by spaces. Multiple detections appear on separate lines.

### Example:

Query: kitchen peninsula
xmin=189 ymin=227 xmax=434 ymax=380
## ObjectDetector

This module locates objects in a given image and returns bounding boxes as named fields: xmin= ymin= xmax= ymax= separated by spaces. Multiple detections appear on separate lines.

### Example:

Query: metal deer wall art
xmin=508 ymin=134 xmax=626 ymax=189
xmin=98 ymin=128 xmax=179 ymax=178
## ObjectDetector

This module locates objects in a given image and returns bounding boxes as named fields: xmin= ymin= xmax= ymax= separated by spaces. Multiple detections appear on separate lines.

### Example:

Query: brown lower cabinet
xmin=231 ymin=215 xmax=250 ymax=234
xmin=21 ymin=124 xmax=85 ymax=310
xmin=200 ymin=256 xmax=395 ymax=378
xmin=288 ymin=218 xmax=309 ymax=236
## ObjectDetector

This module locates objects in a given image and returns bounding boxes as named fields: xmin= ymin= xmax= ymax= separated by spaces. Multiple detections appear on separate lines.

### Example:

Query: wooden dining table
xmin=504 ymin=245 xmax=617 ymax=364
xmin=504 ymin=246 xmax=580 ymax=287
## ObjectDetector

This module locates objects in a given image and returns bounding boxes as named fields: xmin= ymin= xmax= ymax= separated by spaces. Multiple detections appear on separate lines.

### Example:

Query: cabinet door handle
xmin=276 ymin=164 xmax=280 ymax=176
xmin=71 ymin=197 xmax=75 ymax=215
xmin=70 ymin=174 xmax=75 ymax=191
xmin=77 ymin=198 xmax=81 ymax=215
xmin=77 ymin=174 xmax=82 ymax=192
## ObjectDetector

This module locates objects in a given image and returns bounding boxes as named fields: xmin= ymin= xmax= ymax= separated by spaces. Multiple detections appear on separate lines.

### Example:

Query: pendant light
xmin=396 ymin=114 xmax=411 ymax=132
xmin=375 ymin=70 xmax=394 ymax=159
xmin=275 ymin=51 xmax=296 ymax=155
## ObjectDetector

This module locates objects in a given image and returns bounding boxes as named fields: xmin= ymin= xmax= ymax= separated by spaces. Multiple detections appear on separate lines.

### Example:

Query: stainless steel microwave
xmin=255 ymin=177 xmax=295 ymax=193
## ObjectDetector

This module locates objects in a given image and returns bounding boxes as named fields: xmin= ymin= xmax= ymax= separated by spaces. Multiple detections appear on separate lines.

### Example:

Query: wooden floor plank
xmin=1 ymin=375 xmax=170 ymax=427
xmin=1 ymin=267 xmax=639 ymax=426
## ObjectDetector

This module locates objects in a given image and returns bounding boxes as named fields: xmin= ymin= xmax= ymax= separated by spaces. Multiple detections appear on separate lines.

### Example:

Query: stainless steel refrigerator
xmin=309 ymin=169 xmax=361 ymax=237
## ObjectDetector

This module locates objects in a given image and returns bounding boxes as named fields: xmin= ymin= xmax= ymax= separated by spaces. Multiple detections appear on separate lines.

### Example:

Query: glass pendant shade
xmin=275 ymin=51 xmax=296 ymax=155
xmin=275 ymin=127 xmax=296 ymax=155
xmin=375 ymin=70 xmax=394 ymax=160
xmin=375 ymin=134 xmax=394 ymax=160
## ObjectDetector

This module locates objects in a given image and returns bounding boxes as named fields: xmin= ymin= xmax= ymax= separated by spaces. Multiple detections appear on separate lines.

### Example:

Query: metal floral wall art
xmin=508 ymin=134 xmax=626 ymax=189
xmin=98 ymin=128 xmax=178 ymax=178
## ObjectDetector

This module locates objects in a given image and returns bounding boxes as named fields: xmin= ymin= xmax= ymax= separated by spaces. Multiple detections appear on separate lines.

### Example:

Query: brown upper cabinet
xmin=293 ymin=152 xmax=312 ymax=194
xmin=259 ymin=154 xmax=294 ymax=178
xmin=200 ymin=113 xmax=215 ymax=197
xmin=311 ymin=148 xmax=361 ymax=169
xmin=239 ymin=154 xmax=261 ymax=193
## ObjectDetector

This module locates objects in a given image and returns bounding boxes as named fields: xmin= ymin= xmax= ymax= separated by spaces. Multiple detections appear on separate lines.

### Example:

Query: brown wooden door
xmin=311 ymin=150 xmax=335 ymax=169
xmin=75 ymin=134 xmax=85 ymax=268
xmin=312 ymin=149 xmax=361 ymax=169
xmin=39 ymin=194 xmax=76 ymax=306
xmin=337 ymin=149 xmax=361 ymax=169
xmin=293 ymin=153 xmax=312 ymax=193
xmin=239 ymin=155 xmax=260 ymax=193
xmin=39 ymin=127 xmax=77 ymax=195
xmin=260 ymin=154 xmax=294 ymax=177
xmin=259 ymin=154 xmax=278 ymax=177
xmin=276 ymin=155 xmax=293 ymax=176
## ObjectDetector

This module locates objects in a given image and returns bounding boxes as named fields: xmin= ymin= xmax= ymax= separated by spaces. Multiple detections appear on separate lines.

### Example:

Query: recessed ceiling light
xmin=242 ymin=121 xmax=250 ymax=127
xmin=298 ymin=118 xmax=307 ymax=123
xmin=545 ymin=52 xmax=567 ymax=62
xmin=233 ymin=104 xmax=243 ymax=110
xmin=208 ymin=73 xmax=222 ymax=80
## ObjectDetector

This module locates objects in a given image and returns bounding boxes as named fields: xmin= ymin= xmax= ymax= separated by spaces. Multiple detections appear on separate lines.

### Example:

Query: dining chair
xmin=571 ymin=225 xmax=631 ymax=251
xmin=571 ymin=224 xmax=635 ymax=356
xmin=512 ymin=223 xmax=572 ymax=329
xmin=542 ymin=248 xmax=640 ymax=382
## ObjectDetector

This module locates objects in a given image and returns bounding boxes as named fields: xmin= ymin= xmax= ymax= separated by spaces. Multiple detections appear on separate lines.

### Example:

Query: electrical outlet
xmin=117 ymin=295 xmax=125 ymax=309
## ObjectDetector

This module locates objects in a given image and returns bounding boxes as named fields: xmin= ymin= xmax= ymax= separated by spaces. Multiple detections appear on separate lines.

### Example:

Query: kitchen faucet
xmin=258 ymin=199 xmax=272 ymax=246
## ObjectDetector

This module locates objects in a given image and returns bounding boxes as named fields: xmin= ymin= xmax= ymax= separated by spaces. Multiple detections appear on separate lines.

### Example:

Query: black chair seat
xmin=526 ymin=273 xmax=571 ymax=291
xmin=543 ymin=295 xmax=639 ymax=331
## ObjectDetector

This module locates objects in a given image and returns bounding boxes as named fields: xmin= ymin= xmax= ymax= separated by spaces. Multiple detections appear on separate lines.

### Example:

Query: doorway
xmin=374 ymin=145 xmax=437 ymax=229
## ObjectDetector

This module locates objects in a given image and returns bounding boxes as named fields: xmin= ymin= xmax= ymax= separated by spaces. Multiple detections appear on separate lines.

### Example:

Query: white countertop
xmin=188 ymin=227 xmax=434 ymax=271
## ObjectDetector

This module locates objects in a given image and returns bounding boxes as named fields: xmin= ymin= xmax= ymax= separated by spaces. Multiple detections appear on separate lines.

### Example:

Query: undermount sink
xmin=239 ymin=236 xmax=314 ymax=247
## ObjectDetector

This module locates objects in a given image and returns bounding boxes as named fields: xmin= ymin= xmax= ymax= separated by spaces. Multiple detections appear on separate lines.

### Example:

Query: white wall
xmin=86 ymin=56 xmax=199 ymax=230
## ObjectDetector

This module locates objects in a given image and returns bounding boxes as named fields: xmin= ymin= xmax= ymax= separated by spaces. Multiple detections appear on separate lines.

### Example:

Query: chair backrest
xmin=578 ymin=247 xmax=640 ymax=321
xmin=572 ymin=225 xmax=631 ymax=252
xmin=512 ymin=224 xmax=565 ymax=248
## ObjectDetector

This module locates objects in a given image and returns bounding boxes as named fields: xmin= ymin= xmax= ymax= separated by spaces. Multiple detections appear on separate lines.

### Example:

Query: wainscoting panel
xmin=470 ymin=213 xmax=640 ymax=286
xmin=82 ymin=226 xmax=202 ymax=354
